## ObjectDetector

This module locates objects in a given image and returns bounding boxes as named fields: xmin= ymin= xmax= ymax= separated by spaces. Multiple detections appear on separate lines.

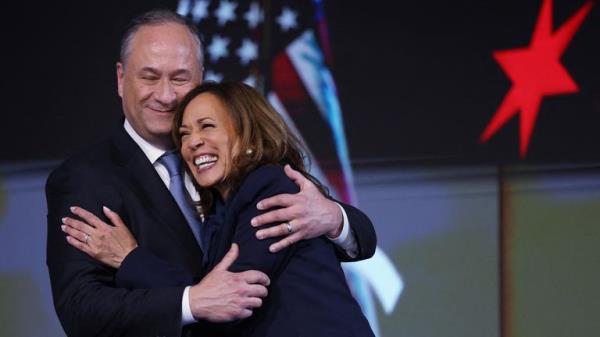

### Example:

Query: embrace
xmin=46 ymin=9 xmax=376 ymax=337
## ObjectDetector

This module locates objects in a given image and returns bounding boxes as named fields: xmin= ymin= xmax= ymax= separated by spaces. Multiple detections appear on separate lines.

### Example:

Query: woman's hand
xmin=61 ymin=206 xmax=138 ymax=269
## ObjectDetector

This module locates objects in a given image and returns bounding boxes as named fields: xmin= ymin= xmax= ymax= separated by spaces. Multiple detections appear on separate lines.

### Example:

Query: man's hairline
xmin=120 ymin=22 xmax=204 ymax=71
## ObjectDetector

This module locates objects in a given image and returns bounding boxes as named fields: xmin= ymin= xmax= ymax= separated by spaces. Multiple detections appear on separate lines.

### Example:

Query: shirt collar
xmin=123 ymin=119 xmax=167 ymax=165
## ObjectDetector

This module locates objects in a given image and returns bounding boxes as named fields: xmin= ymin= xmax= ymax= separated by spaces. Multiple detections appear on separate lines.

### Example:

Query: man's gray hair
xmin=120 ymin=9 xmax=204 ymax=68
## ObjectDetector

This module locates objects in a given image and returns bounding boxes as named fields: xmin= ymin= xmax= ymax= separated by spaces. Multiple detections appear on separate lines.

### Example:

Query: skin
xmin=116 ymin=22 xmax=202 ymax=150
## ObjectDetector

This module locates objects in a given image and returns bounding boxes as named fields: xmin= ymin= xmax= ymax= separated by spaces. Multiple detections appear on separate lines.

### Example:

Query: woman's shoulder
xmin=231 ymin=164 xmax=299 ymax=206
xmin=245 ymin=163 xmax=287 ymax=182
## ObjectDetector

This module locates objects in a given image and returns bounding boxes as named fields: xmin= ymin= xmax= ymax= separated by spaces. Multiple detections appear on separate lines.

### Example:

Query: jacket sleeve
xmin=46 ymin=162 xmax=185 ymax=337
xmin=115 ymin=246 xmax=195 ymax=289
xmin=335 ymin=202 xmax=377 ymax=262
xmin=225 ymin=165 xmax=300 ymax=277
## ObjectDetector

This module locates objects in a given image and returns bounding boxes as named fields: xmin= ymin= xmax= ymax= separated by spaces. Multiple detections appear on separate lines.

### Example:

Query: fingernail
xmin=250 ymin=218 xmax=257 ymax=226
xmin=61 ymin=225 xmax=66 ymax=231
xmin=256 ymin=231 xmax=263 ymax=240
xmin=103 ymin=206 xmax=111 ymax=212
xmin=61 ymin=217 xmax=67 ymax=224
xmin=256 ymin=202 xmax=264 ymax=210
xmin=70 ymin=206 xmax=76 ymax=213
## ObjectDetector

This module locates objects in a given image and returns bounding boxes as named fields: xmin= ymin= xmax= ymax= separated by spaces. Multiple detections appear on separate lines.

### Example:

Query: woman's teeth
xmin=194 ymin=155 xmax=218 ymax=169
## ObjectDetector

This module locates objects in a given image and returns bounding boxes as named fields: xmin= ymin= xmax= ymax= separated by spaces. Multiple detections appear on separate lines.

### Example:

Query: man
xmin=46 ymin=9 xmax=376 ymax=337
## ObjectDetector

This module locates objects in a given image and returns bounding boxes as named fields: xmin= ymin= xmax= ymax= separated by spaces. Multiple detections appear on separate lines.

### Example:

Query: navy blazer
xmin=46 ymin=126 xmax=376 ymax=337
xmin=121 ymin=164 xmax=375 ymax=337
xmin=47 ymin=126 xmax=204 ymax=337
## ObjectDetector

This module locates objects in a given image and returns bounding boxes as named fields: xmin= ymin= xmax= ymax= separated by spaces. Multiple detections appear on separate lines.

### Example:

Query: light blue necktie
xmin=158 ymin=151 xmax=203 ymax=248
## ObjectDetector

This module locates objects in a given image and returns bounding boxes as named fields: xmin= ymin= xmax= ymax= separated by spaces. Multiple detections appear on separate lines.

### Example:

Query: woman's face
xmin=179 ymin=93 xmax=239 ymax=197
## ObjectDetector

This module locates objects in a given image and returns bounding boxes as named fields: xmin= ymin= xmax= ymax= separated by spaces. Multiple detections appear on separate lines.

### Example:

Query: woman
xmin=64 ymin=81 xmax=374 ymax=336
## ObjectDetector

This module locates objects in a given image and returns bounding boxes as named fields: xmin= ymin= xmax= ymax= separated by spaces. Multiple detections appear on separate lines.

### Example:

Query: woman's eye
xmin=202 ymin=123 xmax=215 ymax=129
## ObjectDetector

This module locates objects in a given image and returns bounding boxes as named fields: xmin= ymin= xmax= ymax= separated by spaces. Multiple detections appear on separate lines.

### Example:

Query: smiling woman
xmin=172 ymin=81 xmax=327 ymax=213
xmin=177 ymin=92 xmax=238 ymax=198
xmin=165 ymin=81 xmax=374 ymax=336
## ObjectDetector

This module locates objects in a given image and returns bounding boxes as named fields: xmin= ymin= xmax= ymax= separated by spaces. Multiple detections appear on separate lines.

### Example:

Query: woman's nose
xmin=187 ymin=132 xmax=204 ymax=149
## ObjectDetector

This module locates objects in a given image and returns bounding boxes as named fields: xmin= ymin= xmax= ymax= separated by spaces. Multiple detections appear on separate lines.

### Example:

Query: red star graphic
xmin=480 ymin=0 xmax=593 ymax=157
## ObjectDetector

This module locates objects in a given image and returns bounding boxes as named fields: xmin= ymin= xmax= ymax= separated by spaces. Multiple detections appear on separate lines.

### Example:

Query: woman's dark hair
xmin=172 ymin=81 xmax=328 ymax=211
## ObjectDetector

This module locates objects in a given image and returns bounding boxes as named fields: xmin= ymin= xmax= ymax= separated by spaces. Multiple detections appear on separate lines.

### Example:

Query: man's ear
xmin=116 ymin=62 xmax=124 ymax=98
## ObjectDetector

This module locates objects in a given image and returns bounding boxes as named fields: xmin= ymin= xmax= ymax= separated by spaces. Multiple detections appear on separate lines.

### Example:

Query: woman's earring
xmin=245 ymin=148 xmax=254 ymax=156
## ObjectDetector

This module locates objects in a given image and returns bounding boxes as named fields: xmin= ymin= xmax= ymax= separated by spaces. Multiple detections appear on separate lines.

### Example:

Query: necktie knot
xmin=158 ymin=151 xmax=183 ymax=178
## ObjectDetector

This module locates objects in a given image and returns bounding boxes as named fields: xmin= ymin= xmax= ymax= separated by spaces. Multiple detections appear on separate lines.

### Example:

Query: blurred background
xmin=1 ymin=0 xmax=599 ymax=336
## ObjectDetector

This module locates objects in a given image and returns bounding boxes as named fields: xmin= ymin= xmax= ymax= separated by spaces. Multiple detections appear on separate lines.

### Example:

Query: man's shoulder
xmin=52 ymin=138 xmax=114 ymax=171
xmin=46 ymin=131 xmax=132 ymax=187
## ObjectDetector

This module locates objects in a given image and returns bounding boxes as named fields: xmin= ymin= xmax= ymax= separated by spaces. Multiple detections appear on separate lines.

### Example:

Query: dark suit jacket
xmin=119 ymin=164 xmax=375 ymax=337
xmin=46 ymin=126 xmax=376 ymax=337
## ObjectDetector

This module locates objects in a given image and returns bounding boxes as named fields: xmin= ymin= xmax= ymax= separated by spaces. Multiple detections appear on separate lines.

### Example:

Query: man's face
xmin=117 ymin=23 xmax=203 ymax=149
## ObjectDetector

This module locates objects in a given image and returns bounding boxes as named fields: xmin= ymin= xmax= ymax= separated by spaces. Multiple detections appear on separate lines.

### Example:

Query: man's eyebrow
xmin=138 ymin=67 xmax=160 ymax=75
xmin=171 ymin=69 xmax=192 ymax=77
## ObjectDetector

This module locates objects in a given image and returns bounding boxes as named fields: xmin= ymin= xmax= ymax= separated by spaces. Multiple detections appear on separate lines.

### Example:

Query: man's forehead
xmin=131 ymin=23 xmax=194 ymax=48
xmin=127 ymin=25 xmax=199 ymax=68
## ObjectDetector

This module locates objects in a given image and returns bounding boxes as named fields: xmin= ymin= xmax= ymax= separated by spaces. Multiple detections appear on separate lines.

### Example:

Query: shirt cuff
xmin=329 ymin=203 xmax=358 ymax=258
xmin=181 ymin=286 xmax=196 ymax=326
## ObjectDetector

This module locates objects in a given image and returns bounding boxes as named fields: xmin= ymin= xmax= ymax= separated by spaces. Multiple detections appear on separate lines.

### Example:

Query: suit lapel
xmin=110 ymin=126 xmax=204 ymax=267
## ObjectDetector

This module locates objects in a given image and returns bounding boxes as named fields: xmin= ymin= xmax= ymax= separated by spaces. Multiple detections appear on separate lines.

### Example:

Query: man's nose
xmin=155 ymin=79 xmax=177 ymax=105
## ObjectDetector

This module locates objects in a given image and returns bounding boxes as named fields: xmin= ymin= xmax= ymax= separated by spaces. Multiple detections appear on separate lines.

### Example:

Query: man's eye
xmin=172 ymin=78 xmax=189 ymax=85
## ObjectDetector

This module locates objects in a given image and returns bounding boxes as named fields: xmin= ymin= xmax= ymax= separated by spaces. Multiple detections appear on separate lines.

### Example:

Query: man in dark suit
xmin=46 ymin=9 xmax=376 ymax=337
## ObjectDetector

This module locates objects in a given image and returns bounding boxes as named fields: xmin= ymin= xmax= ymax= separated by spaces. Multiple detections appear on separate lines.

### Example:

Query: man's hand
xmin=62 ymin=206 xmax=138 ymax=269
xmin=250 ymin=164 xmax=344 ymax=253
xmin=188 ymin=243 xmax=270 ymax=322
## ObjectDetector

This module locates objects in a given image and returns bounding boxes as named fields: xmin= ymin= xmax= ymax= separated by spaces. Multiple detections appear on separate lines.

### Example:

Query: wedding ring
xmin=285 ymin=222 xmax=293 ymax=234
xmin=84 ymin=233 xmax=90 ymax=244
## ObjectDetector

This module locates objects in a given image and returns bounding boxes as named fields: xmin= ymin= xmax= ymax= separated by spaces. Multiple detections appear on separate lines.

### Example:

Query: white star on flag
xmin=243 ymin=74 xmax=257 ymax=88
xmin=244 ymin=2 xmax=263 ymax=29
xmin=215 ymin=0 xmax=237 ymax=26
xmin=276 ymin=7 xmax=298 ymax=32
xmin=207 ymin=35 xmax=230 ymax=62
xmin=204 ymin=70 xmax=224 ymax=82
xmin=176 ymin=0 xmax=191 ymax=16
xmin=236 ymin=38 xmax=258 ymax=65
xmin=191 ymin=0 xmax=209 ymax=23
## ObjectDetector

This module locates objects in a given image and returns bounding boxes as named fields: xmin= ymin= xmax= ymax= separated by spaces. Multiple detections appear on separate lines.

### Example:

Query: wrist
xmin=326 ymin=223 xmax=343 ymax=239
xmin=326 ymin=205 xmax=344 ymax=238
xmin=114 ymin=244 xmax=138 ymax=269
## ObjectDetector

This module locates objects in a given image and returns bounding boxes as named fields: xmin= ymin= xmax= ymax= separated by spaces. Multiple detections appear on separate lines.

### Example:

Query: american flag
xmin=176 ymin=0 xmax=356 ymax=204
